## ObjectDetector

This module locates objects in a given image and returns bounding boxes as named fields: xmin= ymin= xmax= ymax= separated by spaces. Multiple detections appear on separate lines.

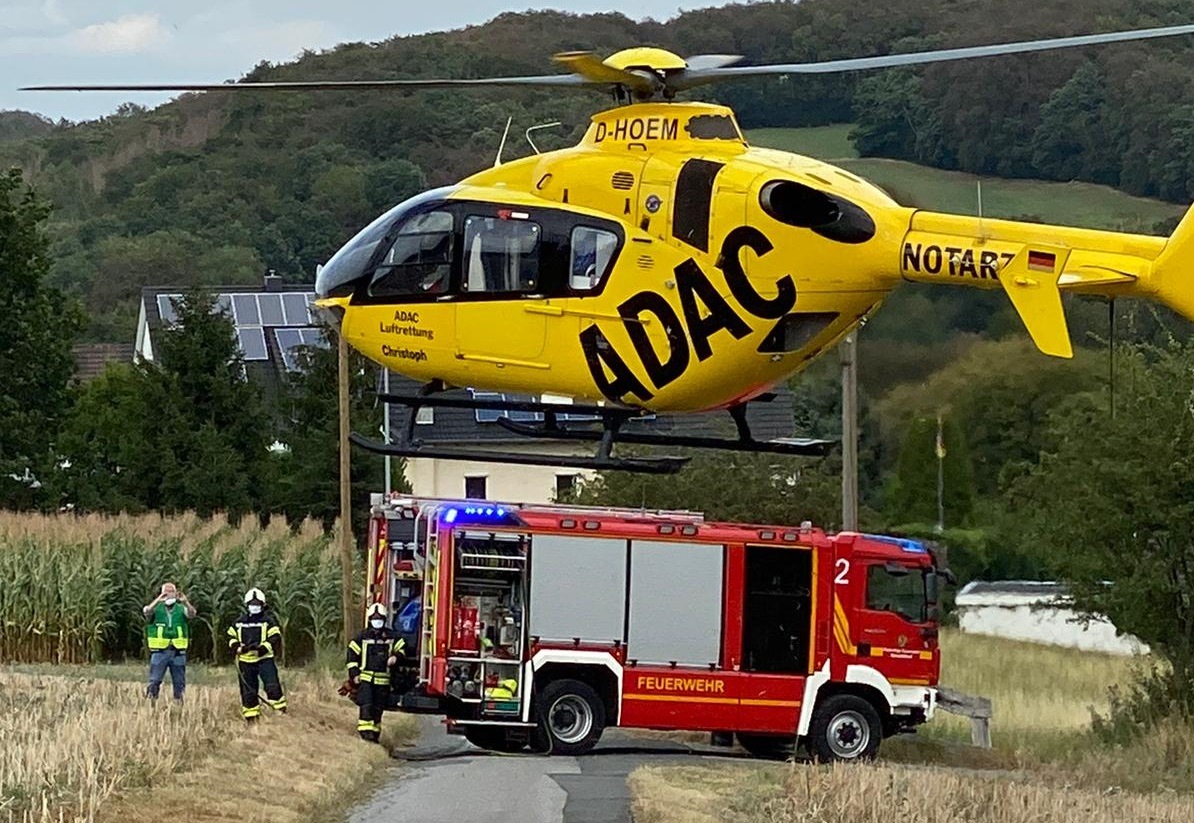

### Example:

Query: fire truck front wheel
xmin=807 ymin=694 xmax=883 ymax=762
xmin=534 ymin=679 xmax=606 ymax=756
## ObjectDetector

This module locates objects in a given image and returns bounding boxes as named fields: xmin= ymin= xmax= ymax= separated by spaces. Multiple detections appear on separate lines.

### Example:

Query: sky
xmin=2 ymin=1 xmax=735 ymax=122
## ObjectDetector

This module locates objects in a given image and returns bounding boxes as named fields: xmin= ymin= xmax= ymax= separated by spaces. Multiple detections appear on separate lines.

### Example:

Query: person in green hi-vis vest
xmin=143 ymin=582 xmax=196 ymax=703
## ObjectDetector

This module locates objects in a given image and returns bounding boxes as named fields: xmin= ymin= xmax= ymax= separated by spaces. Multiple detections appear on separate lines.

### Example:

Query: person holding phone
xmin=143 ymin=582 xmax=196 ymax=703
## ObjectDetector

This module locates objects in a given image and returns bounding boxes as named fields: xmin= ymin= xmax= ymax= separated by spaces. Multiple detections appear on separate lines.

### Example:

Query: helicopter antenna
xmin=493 ymin=116 xmax=513 ymax=167
xmin=525 ymin=120 xmax=562 ymax=154
xmin=976 ymin=180 xmax=986 ymax=242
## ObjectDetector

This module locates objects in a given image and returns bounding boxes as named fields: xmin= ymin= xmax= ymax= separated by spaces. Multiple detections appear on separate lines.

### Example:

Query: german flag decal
xmin=1027 ymin=250 xmax=1056 ymax=272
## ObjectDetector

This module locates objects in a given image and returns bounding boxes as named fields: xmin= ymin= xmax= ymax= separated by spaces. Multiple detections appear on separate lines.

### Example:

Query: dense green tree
xmin=53 ymin=290 xmax=272 ymax=516
xmin=571 ymin=451 xmax=842 ymax=529
xmin=850 ymin=70 xmax=932 ymax=161
xmin=876 ymin=338 xmax=1104 ymax=496
xmin=1015 ymin=341 xmax=1194 ymax=717
xmin=0 ymin=168 xmax=83 ymax=508
xmin=1031 ymin=62 xmax=1119 ymax=185
xmin=267 ymin=332 xmax=400 ymax=528
xmin=886 ymin=414 xmax=975 ymax=528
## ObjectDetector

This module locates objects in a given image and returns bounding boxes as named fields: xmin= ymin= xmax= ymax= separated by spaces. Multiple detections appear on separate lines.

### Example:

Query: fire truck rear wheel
xmin=535 ymin=679 xmax=605 ymax=756
xmin=807 ymin=694 xmax=882 ymax=762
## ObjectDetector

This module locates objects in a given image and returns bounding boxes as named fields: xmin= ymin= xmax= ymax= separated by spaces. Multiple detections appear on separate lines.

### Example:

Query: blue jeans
xmin=147 ymin=647 xmax=187 ymax=700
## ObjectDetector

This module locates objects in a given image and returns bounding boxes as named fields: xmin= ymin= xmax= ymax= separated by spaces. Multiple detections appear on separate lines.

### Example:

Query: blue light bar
xmin=863 ymin=533 xmax=928 ymax=553
xmin=441 ymin=505 xmax=518 ymax=526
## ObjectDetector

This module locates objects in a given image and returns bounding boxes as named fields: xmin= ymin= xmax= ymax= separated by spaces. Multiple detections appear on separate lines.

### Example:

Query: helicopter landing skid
xmin=348 ymin=432 xmax=687 ymax=474
xmin=348 ymin=392 xmax=835 ymax=475
xmin=494 ymin=418 xmax=834 ymax=457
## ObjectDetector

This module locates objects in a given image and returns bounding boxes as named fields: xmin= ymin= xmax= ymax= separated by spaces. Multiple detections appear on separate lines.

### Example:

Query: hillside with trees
xmin=1 ymin=0 xmax=1193 ymax=344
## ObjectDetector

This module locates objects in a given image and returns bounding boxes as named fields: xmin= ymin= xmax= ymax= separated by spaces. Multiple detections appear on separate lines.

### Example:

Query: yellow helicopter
xmin=25 ymin=23 xmax=1194 ymax=472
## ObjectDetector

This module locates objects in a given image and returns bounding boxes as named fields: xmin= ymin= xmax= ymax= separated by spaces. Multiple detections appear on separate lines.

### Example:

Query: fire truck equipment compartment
xmin=529 ymin=535 xmax=627 ymax=642
xmin=627 ymin=540 xmax=724 ymax=666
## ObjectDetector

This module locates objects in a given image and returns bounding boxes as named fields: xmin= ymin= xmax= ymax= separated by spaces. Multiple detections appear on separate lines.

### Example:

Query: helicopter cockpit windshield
xmin=317 ymin=187 xmax=626 ymax=303
xmin=315 ymin=186 xmax=457 ymax=299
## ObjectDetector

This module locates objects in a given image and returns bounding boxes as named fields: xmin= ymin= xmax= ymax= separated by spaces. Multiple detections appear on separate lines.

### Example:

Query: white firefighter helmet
xmin=366 ymin=602 xmax=387 ymax=620
xmin=244 ymin=587 xmax=266 ymax=605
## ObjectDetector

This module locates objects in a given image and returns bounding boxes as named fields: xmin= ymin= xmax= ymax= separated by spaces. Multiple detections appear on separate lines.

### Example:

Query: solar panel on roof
xmin=258 ymin=293 xmax=285 ymax=326
xmin=237 ymin=327 xmax=269 ymax=361
xmin=299 ymin=328 xmax=325 ymax=347
xmin=282 ymin=292 xmax=311 ymax=325
xmin=274 ymin=329 xmax=302 ymax=371
xmin=231 ymin=294 xmax=260 ymax=325
xmin=157 ymin=294 xmax=180 ymax=325
xmin=471 ymin=390 xmax=504 ymax=423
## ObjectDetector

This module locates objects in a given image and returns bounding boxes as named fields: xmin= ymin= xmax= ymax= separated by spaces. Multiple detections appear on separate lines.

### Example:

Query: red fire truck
xmin=364 ymin=495 xmax=946 ymax=761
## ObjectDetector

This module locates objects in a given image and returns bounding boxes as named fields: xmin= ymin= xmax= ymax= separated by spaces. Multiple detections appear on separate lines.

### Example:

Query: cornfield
xmin=0 ymin=512 xmax=355 ymax=664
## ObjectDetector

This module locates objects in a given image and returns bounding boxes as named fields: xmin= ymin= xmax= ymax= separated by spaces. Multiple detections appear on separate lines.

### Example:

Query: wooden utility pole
xmin=840 ymin=331 xmax=859 ymax=531
xmin=338 ymin=332 xmax=355 ymax=645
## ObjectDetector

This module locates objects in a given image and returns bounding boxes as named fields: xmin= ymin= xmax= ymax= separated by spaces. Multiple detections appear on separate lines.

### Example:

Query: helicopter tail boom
xmin=897 ymin=209 xmax=1191 ymax=357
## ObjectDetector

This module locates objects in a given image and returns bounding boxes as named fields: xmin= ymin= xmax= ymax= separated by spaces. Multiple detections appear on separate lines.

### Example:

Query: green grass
xmin=746 ymin=125 xmax=1184 ymax=233
xmin=746 ymin=124 xmax=859 ymax=160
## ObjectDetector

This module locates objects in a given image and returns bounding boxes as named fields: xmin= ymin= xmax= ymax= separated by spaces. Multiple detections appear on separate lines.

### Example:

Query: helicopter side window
xmin=463 ymin=215 xmax=541 ymax=294
xmin=368 ymin=210 xmax=454 ymax=298
xmin=569 ymin=226 xmax=618 ymax=291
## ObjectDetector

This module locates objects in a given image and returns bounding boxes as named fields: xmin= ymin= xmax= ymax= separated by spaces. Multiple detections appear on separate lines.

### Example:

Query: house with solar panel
xmin=136 ymin=274 xmax=324 ymax=380
xmin=137 ymin=274 xmax=804 ymax=504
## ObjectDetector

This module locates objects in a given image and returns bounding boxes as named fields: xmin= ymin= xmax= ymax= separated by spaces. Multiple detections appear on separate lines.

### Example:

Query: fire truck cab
xmin=365 ymin=496 xmax=945 ymax=761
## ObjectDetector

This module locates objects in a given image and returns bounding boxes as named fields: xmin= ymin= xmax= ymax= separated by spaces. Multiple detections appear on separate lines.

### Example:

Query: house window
xmin=415 ymin=407 xmax=434 ymax=425
xmin=555 ymin=474 xmax=578 ymax=499
xmin=464 ymin=476 xmax=487 ymax=500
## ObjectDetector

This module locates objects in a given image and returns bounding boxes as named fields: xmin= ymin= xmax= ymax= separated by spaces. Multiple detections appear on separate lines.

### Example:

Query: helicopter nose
xmin=312 ymin=296 xmax=348 ymax=334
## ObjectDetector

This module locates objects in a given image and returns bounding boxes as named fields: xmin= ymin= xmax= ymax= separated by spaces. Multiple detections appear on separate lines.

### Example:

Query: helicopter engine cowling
xmin=759 ymin=180 xmax=876 ymax=245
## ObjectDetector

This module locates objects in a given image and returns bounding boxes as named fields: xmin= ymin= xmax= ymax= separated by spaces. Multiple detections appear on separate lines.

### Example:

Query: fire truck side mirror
xmin=926 ymin=570 xmax=940 ymax=606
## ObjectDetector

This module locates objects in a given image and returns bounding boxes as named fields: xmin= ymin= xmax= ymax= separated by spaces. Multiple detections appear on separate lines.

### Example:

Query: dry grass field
xmin=0 ymin=663 xmax=416 ymax=823
xmin=630 ymin=631 xmax=1194 ymax=823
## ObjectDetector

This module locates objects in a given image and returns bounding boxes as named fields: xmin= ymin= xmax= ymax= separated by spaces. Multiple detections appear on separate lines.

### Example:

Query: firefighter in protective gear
xmin=226 ymin=588 xmax=287 ymax=722
xmin=346 ymin=602 xmax=405 ymax=742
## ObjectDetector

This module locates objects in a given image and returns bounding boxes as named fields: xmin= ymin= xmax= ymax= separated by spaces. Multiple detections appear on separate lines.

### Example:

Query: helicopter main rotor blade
xmin=683 ymin=54 xmax=746 ymax=71
xmin=673 ymin=23 xmax=1194 ymax=89
xmin=19 ymin=75 xmax=594 ymax=93
xmin=552 ymin=51 xmax=658 ymax=94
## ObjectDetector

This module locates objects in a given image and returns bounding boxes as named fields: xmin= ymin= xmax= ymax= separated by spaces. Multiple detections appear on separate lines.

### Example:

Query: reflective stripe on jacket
xmin=226 ymin=613 xmax=283 ymax=663
xmin=146 ymin=602 xmax=190 ymax=650
xmin=347 ymin=629 xmax=405 ymax=685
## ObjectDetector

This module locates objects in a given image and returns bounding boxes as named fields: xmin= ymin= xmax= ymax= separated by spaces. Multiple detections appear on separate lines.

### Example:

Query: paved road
xmin=346 ymin=717 xmax=747 ymax=823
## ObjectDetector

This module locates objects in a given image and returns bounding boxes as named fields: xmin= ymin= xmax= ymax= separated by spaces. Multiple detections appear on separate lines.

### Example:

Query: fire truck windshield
xmin=866 ymin=563 xmax=932 ymax=623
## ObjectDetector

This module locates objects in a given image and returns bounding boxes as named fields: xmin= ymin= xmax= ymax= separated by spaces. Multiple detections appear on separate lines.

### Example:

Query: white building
xmin=955 ymin=581 xmax=1149 ymax=655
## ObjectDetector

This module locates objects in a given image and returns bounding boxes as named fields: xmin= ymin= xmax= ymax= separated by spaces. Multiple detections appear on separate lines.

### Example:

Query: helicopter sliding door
xmin=453 ymin=204 xmax=624 ymax=374
xmin=455 ymin=207 xmax=549 ymax=364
